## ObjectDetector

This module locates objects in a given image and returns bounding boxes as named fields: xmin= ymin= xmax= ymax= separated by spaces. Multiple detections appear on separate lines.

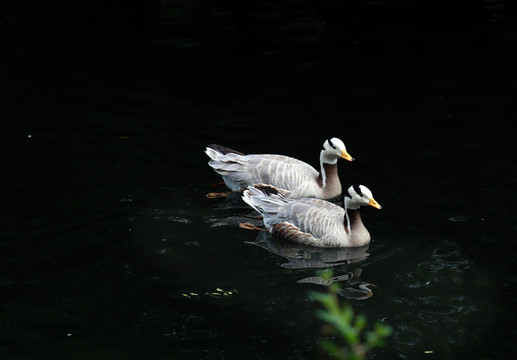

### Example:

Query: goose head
xmin=321 ymin=137 xmax=354 ymax=164
xmin=345 ymin=184 xmax=382 ymax=210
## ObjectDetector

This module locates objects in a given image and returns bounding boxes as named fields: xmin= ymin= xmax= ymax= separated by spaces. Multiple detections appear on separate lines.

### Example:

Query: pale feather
xmin=242 ymin=187 xmax=352 ymax=247
xmin=206 ymin=149 xmax=322 ymax=197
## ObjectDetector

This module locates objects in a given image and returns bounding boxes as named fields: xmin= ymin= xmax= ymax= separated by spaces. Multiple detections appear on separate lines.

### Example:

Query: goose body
xmin=205 ymin=138 xmax=353 ymax=199
xmin=241 ymin=184 xmax=381 ymax=248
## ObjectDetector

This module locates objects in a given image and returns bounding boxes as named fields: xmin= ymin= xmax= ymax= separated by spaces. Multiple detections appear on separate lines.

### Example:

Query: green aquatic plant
xmin=311 ymin=270 xmax=392 ymax=360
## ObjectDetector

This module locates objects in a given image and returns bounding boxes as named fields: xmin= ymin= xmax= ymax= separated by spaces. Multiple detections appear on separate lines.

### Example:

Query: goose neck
xmin=318 ymin=161 xmax=338 ymax=188
xmin=344 ymin=208 xmax=362 ymax=235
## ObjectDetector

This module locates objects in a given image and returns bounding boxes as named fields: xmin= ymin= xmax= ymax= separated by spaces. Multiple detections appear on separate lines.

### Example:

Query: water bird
xmin=205 ymin=138 xmax=354 ymax=199
xmin=241 ymin=184 xmax=381 ymax=248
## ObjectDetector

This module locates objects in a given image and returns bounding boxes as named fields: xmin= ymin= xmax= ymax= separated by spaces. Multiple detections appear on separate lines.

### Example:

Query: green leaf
xmin=374 ymin=323 xmax=393 ymax=337
xmin=317 ymin=310 xmax=342 ymax=329
xmin=365 ymin=330 xmax=380 ymax=347
xmin=342 ymin=306 xmax=354 ymax=324
xmin=354 ymin=314 xmax=366 ymax=332
xmin=319 ymin=269 xmax=335 ymax=281
xmin=311 ymin=268 xmax=391 ymax=359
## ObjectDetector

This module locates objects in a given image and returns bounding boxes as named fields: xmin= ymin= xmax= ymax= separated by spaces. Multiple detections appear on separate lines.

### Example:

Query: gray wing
xmin=242 ymin=189 xmax=347 ymax=247
xmin=275 ymin=201 xmax=344 ymax=242
xmin=206 ymin=147 xmax=320 ymax=192
xmin=294 ymin=198 xmax=345 ymax=222
xmin=244 ymin=155 xmax=319 ymax=191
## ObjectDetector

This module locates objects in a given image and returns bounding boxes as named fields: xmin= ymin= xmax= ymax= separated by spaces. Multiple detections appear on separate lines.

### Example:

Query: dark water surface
xmin=2 ymin=1 xmax=517 ymax=359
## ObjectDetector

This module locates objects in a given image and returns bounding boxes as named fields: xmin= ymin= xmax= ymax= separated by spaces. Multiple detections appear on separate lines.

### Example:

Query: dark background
xmin=2 ymin=1 xmax=517 ymax=359
xmin=3 ymin=0 xmax=517 ymax=133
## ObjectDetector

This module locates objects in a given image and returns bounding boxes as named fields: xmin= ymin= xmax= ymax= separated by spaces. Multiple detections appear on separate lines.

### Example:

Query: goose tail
xmin=241 ymin=185 xmax=287 ymax=218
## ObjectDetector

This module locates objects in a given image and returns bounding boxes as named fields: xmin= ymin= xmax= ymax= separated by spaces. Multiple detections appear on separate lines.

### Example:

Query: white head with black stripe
xmin=321 ymin=137 xmax=354 ymax=164
xmin=345 ymin=184 xmax=382 ymax=210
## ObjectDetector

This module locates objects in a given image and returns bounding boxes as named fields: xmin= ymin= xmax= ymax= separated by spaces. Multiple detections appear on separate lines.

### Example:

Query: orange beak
xmin=368 ymin=198 xmax=382 ymax=209
xmin=340 ymin=149 xmax=355 ymax=161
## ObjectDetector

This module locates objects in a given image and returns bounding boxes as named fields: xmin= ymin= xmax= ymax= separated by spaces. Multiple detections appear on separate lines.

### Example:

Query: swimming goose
xmin=241 ymin=184 xmax=381 ymax=248
xmin=205 ymin=138 xmax=354 ymax=199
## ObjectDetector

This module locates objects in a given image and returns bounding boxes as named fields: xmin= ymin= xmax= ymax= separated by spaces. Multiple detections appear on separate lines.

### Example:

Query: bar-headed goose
xmin=241 ymin=184 xmax=381 ymax=248
xmin=205 ymin=138 xmax=354 ymax=199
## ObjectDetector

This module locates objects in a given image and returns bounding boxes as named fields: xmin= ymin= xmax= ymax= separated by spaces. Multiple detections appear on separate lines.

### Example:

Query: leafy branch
xmin=311 ymin=270 xmax=392 ymax=360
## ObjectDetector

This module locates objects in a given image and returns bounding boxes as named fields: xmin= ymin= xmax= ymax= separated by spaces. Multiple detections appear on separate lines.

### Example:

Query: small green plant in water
xmin=311 ymin=269 xmax=392 ymax=360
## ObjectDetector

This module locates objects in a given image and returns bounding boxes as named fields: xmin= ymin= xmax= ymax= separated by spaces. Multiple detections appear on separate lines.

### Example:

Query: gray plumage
xmin=241 ymin=184 xmax=381 ymax=248
xmin=205 ymin=138 xmax=353 ymax=199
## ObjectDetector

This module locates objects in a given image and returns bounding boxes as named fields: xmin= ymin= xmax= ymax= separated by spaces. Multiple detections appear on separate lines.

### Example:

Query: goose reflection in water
xmin=247 ymin=232 xmax=376 ymax=300
xmin=247 ymin=231 xmax=370 ymax=269
xmin=298 ymin=268 xmax=376 ymax=301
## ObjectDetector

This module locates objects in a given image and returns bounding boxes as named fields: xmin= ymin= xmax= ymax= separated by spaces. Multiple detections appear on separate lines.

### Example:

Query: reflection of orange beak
xmin=340 ymin=149 xmax=355 ymax=161
xmin=368 ymin=198 xmax=382 ymax=209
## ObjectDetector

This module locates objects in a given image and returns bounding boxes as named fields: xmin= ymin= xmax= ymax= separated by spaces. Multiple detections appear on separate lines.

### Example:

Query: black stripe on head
xmin=345 ymin=188 xmax=352 ymax=198
xmin=353 ymin=184 xmax=363 ymax=197
xmin=327 ymin=138 xmax=336 ymax=149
